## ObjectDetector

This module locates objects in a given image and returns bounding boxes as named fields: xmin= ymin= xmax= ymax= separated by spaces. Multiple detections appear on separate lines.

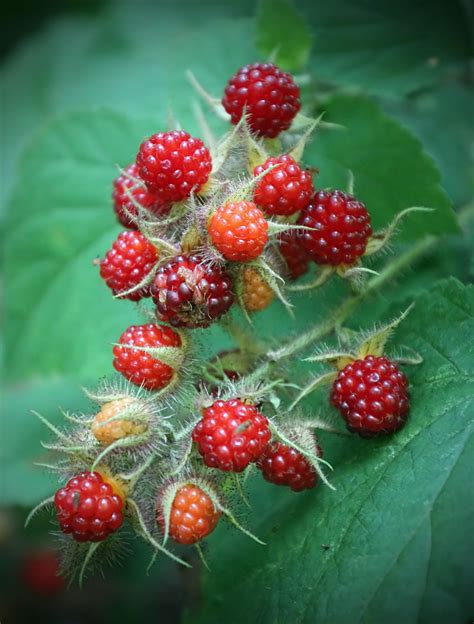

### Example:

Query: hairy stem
xmin=253 ymin=236 xmax=435 ymax=377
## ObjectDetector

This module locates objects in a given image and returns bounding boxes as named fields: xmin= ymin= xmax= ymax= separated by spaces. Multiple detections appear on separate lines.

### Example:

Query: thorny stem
xmin=250 ymin=236 xmax=436 ymax=379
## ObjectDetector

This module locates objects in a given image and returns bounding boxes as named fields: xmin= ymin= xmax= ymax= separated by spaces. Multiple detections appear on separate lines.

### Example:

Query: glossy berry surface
xmin=254 ymin=154 xmax=313 ymax=216
xmin=331 ymin=355 xmax=409 ymax=437
xmin=158 ymin=484 xmax=221 ymax=545
xmin=192 ymin=399 xmax=271 ymax=472
xmin=113 ymin=324 xmax=181 ymax=390
xmin=92 ymin=398 xmax=146 ymax=446
xmin=151 ymin=255 xmax=233 ymax=328
xmin=112 ymin=163 xmax=169 ymax=229
xmin=208 ymin=201 xmax=268 ymax=262
xmin=222 ymin=63 xmax=301 ymax=138
xmin=241 ymin=267 xmax=274 ymax=312
xmin=21 ymin=550 xmax=64 ymax=595
xmin=257 ymin=442 xmax=318 ymax=491
xmin=136 ymin=130 xmax=212 ymax=202
xmin=100 ymin=231 xmax=158 ymax=301
xmin=298 ymin=190 xmax=372 ymax=266
xmin=279 ymin=230 xmax=310 ymax=279
xmin=54 ymin=472 xmax=124 ymax=542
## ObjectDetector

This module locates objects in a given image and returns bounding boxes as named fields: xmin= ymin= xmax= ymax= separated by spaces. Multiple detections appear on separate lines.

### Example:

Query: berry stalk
xmin=253 ymin=236 xmax=436 ymax=375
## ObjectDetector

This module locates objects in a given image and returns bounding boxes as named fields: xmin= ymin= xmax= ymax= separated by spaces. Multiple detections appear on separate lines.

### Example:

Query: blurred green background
xmin=1 ymin=1 xmax=473 ymax=623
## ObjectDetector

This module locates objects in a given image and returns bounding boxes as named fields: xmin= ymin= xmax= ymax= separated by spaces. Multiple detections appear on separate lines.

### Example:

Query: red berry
xmin=21 ymin=550 xmax=64 ymax=596
xmin=254 ymin=154 xmax=313 ymax=216
xmin=298 ymin=190 xmax=373 ymax=266
xmin=151 ymin=255 xmax=234 ymax=328
xmin=113 ymin=324 xmax=181 ymax=390
xmin=136 ymin=131 xmax=212 ymax=203
xmin=330 ymin=355 xmax=409 ymax=437
xmin=208 ymin=201 xmax=268 ymax=262
xmin=222 ymin=369 xmax=240 ymax=382
xmin=54 ymin=471 xmax=124 ymax=542
xmin=113 ymin=164 xmax=170 ymax=229
xmin=157 ymin=484 xmax=221 ymax=545
xmin=192 ymin=399 xmax=271 ymax=472
xmin=100 ymin=231 xmax=158 ymax=301
xmin=257 ymin=442 xmax=318 ymax=491
xmin=222 ymin=63 xmax=301 ymax=138
xmin=279 ymin=230 xmax=310 ymax=279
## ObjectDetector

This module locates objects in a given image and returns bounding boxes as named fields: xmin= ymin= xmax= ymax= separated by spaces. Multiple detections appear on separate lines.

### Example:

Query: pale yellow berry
xmin=92 ymin=398 xmax=147 ymax=446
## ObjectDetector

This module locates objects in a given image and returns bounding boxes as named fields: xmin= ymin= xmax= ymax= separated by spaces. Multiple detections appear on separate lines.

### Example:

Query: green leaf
xmin=4 ymin=110 xmax=167 ymax=382
xmin=307 ymin=95 xmax=459 ymax=240
xmin=1 ymin=379 xmax=89 ymax=506
xmin=303 ymin=0 xmax=471 ymax=96
xmin=381 ymin=84 xmax=474 ymax=208
xmin=256 ymin=0 xmax=312 ymax=70
xmin=187 ymin=278 xmax=474 ymax=624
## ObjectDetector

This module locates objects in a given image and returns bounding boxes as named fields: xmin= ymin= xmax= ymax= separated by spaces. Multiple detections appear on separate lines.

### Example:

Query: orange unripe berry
xmin=241 ymin=267 xmax=274 ymax=312
xmin=158 ymin=484 xmax=221 ymax=545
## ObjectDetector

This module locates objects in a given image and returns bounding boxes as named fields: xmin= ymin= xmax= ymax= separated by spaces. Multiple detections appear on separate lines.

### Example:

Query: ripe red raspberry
xmin=151 ymin=255 xmax=234 ymax=328
xmin=54 ymin=471 xmax=124 ymax=542
xmin=330 ymin=355 xmax=409 ymax=437
xmin=136 ymin=131 xmax=212 ymax=203
xmin=157 ymin=484 xmax=221 ymax=545
xmin=298 ymin=190 xmax=373 ymax=266
xmin=279 ymin=230 xmax=310 ymax=279
xmin=21 ymin=550 xmax=64 ymax=595
xmin=99 ymin=231 xmax=158 ymax=301
xmin=113 ymin=324 xmax=181 ymax=390
xmin=257 ymin=442 xmax=318 ymax=491
xmin=208 ymin=201 xmax=268 ymax=262
xmin=192 ymin=399 xmax=271 ymax=472
xmin=222 ymin=63 xmax=301 ymax=138
xmin=253 ymin=154 xmax=314 ymax=216
xmin=113 ymin=164 xmax=171 ymax=229
xmin=241 ymin=267 xmax=274 ymax=312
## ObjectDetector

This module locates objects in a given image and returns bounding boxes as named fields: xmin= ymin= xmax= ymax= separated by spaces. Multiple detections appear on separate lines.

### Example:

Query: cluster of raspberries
xmin=100 ymin=62 xmax=373 ymax=330
xmin=46 ymin=62 xmax=409 ymax=553
xmin=55 ymin=397 xmax=322 ymax=544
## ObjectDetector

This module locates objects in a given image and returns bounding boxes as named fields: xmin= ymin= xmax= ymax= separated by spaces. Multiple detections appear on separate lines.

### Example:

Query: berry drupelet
xmin=113 ymin=324 xmax=182 ymax=390
xmin=157 ymin=484 xmax=221 ymax=545
xmin=99 ymin=231 xmax=158 ymax=301
xmin=254 ymin=154 xmax=313 ymax=216
xmin=330 ymin=355 xmax=409 ymax=437
xmin=298 ymin=190 xmax=372 ymax=266
xmin=279 ymin=230 xmax=310 ymax=279
xmin=91 ymin=398 xmax=146 ymax=446
xmin=151 ymin=254 xmax=234 ymax=328
xmin=208 ymin=201 xmax=268 ymax=262
xmin=257 ymin=442 xmax=318 ymax=491
xmin=222 ymin=63 xmax=301 ymax=138
xmin=241 ymin=267 xmax=274 ymax=312
xmin=136 ymin=131 xmax=212 ymax=203
xmin=54 ymin=471 xmax=124 ymax=542
xmin=192 ymin=399 xmax=271 ymax=472
xmin=112 ymin=163 xmax=169 ymax=229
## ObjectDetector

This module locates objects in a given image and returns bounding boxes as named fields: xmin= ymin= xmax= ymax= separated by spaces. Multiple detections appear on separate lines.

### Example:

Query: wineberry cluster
xmin=29 ymin=62 xmax=418 ymax=582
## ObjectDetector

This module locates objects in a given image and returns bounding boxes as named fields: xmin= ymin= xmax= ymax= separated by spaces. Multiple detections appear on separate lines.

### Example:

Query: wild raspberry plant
xmin=27 ymin=62 xmax=428 ymax=584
